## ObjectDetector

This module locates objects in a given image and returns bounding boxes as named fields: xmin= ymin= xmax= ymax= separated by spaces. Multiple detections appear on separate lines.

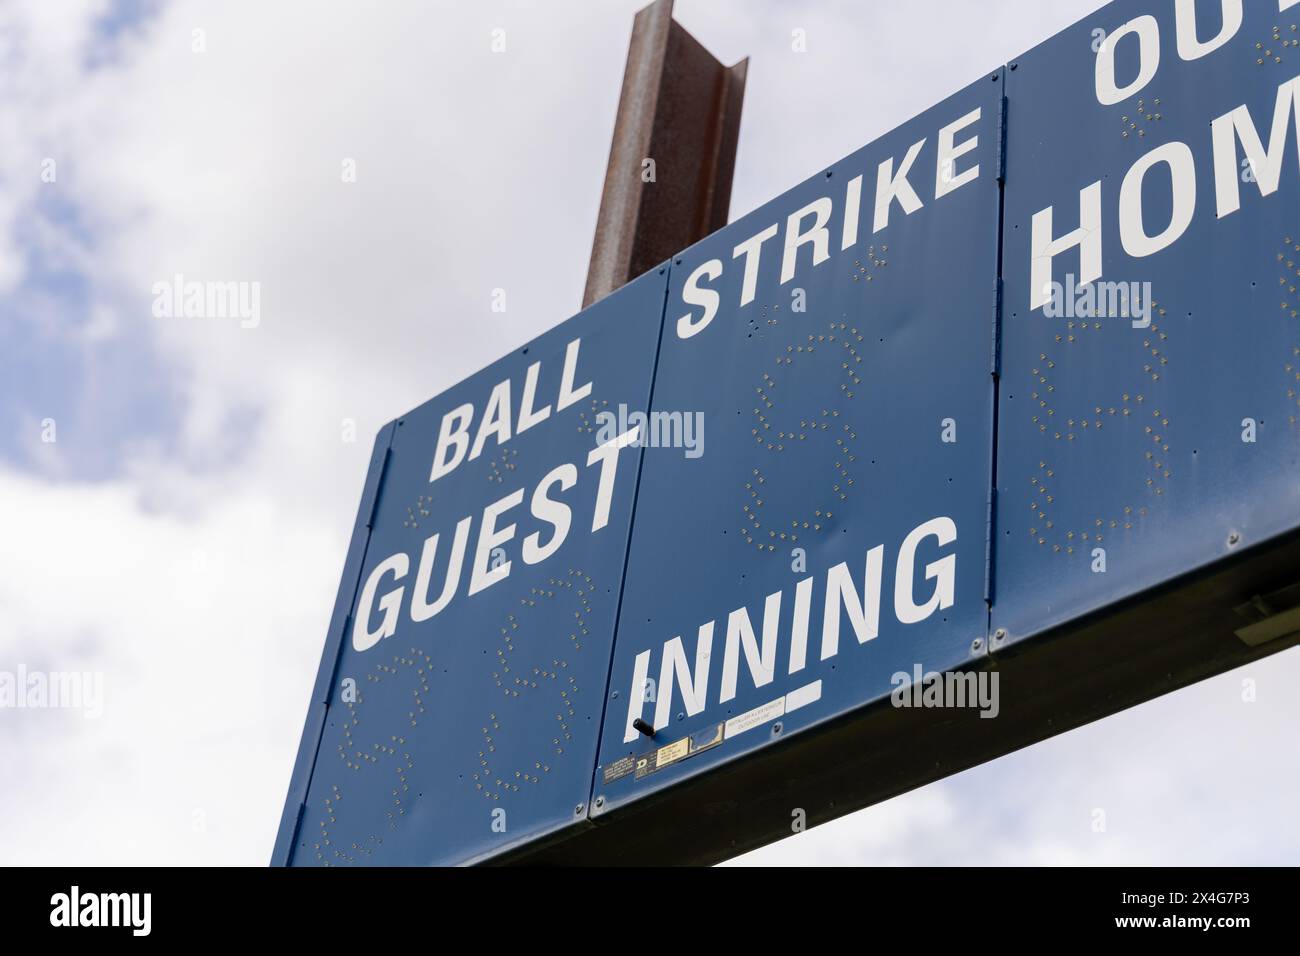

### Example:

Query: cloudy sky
xmin=0 ymin=0 xmax=1295 ymax=866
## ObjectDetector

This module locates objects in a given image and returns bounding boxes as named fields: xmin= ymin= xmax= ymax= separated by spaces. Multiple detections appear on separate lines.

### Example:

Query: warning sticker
xmin=724 ymin=697 xmax=785 ymax=740
xmin=655 ymin=736 xmax=690 ymax=769
xmin=602 ymin=754 xmax=636 ymax=785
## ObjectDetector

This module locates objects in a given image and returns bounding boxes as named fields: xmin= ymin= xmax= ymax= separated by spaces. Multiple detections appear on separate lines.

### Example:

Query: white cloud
xmin=0 ymin=468 xmax=341 ymax=864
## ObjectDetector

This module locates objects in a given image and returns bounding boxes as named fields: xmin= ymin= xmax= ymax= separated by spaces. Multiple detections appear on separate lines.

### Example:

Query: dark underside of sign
xmin=491 ymin=527 xmax=1300 ymax=865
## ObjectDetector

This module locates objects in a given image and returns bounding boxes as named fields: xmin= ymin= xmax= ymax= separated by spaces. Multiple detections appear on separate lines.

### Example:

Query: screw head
xmin=993 ymin=628 xmax=1008 ymax=642
xmin=971 ymin=637 xmax=983 ymax=652
xmin=1227 ymin=531 xmax=1241 ymax=547
xmin=574 ymin=803 xmax=585 ymax=816
xmin=594 ymin=796 xmax=605 ymax=810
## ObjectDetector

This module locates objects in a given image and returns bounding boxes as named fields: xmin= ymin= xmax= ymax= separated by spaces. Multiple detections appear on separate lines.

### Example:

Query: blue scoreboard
xmin=275 ymin=0 xmax=1300 ymax=866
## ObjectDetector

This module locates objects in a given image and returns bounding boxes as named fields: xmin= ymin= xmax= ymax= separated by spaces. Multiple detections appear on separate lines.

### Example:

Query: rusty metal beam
xmin=583 ymin=0 xmax=747 ymax=308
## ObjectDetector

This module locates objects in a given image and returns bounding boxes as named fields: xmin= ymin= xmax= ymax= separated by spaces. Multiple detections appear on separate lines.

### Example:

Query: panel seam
xmin=584 ymin=263 xmax=674 ymax=816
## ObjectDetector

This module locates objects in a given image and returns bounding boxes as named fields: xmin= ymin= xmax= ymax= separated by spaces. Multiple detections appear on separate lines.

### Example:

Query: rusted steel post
xmin=582 ymin=0 xmax=747 ymax=308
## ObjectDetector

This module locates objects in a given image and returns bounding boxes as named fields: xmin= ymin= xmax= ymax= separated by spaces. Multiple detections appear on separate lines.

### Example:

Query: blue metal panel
xmin=995 ymin=0 xmax=1300 ymax=645
xmin=272 ymin=422 xmax=394 ymax=867
xmin=276 ymin=1 xmax=1300 ymax=864
xmin=278 ymin=267 xmax=667 ymax=865
xmin=591 ymin=75 xmax=1005 ymax=816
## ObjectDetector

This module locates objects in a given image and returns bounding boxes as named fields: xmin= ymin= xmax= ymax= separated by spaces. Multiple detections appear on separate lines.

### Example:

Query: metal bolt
xmin=1227 ymin=531 xmax=1241 ymax=547
xmin=594 ymin=796 xmax=605 ymax=810
xmin=771 ymin=721 xmax=784 ymax=737
xmin=993 ymin=628 xmax=1008 ymax=643
xmin=971 ymin=637 xmax=983 ymax=652
xmin=574 ymin=803 xmax=585 ymax=816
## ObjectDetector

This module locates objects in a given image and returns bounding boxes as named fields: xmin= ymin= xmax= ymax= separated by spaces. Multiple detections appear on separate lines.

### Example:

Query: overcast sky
xmin=0 ymin=0 xmax=1296 ymax=866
